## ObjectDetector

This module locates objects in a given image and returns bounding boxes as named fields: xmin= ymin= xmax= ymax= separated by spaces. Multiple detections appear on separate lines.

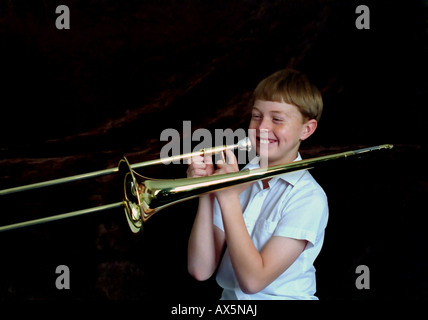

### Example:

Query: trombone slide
xmin=0 ymin=138 xmax=252 ymax=196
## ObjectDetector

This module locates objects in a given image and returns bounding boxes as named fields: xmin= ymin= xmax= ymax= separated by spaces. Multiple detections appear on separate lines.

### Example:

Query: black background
xmin=0 ymin=0 xmax=427 ymax=302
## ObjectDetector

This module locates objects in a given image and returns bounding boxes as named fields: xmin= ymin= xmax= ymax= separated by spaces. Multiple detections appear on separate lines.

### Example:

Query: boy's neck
xmin=260 ymin=150 xmax=300 ymax=189
xmin=266 ymin=151 xmax=299 ymax=167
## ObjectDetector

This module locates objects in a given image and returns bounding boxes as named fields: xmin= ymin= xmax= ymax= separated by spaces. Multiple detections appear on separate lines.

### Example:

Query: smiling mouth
xmin=256 ymin=136 xmax=278 ymax=145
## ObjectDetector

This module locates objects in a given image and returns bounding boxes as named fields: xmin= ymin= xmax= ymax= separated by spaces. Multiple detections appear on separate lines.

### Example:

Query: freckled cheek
xmin=272 ymin=126 xmax=287 ymax=140
xmin=249 ymin=121 xmax=263 ymax=137
xmin=272 ymin=128 xmax=289 ymax=145
xmin=248 ymin=120 xmax=259 ymax=131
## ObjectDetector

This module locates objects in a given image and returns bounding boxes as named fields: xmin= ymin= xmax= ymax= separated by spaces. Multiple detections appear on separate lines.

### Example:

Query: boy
xmin=187 ymin=69 xmax=328 ymax=300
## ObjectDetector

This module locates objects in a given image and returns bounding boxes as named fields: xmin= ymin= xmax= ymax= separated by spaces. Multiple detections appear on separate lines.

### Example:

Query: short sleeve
xmin=273 ymin=187 xmax=328 ymax=247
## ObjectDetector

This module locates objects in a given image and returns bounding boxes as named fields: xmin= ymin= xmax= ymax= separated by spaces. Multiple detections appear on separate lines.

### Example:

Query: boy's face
xmin=249 ymin=100 xmax=317 ymax=166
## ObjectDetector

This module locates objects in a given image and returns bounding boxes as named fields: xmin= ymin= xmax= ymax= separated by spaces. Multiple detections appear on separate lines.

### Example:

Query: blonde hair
xmin=253 ymin=69 xmax=323 ymax=122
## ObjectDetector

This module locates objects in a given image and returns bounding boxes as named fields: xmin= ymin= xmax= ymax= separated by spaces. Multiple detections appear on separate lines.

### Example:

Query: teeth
xmin=260 ymin=139 xmax=271 ymax=144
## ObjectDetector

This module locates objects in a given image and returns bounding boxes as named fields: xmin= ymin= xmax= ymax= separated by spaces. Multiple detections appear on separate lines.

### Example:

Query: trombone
xmin=0 ymin=138 xmax=393 ymax=233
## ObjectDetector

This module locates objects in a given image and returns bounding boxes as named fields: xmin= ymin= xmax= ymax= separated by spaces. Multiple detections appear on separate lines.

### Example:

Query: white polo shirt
xmin=213 ymin=154 xmax=329 ymax=300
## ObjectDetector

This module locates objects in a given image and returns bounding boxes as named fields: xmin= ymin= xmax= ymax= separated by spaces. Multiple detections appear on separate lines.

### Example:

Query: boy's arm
xmin=187 ymin=194 xmax=225 ymax=281
xmin=187 ymin=155 xmax=226 ymax=281
xmin=216 ymin=191 xmax=306 ymax=294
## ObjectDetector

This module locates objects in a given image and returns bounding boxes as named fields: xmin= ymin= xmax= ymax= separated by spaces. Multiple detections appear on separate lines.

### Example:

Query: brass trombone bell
xmin=0 ymin=141 xmax=393 ymax=233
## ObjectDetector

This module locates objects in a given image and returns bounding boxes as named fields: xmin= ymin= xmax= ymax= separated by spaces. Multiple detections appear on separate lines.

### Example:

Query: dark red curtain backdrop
xmin=0 ymin=0 xmax=427 ymax=302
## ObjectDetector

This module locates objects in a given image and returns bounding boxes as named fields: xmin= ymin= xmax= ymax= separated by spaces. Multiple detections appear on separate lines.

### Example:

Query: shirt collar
xmin=243 ymin=153 xmax=307 ymax=187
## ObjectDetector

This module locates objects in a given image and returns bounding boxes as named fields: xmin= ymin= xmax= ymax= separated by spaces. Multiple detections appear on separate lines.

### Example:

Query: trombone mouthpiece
xmin=237 ymin=137 xmax=252 ymax=152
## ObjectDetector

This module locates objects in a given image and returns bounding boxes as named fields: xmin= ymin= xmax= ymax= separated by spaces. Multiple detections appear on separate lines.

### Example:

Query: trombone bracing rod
xmin=0 ymin=202 xmax=125 ymax=232
xmin=0 ymin=138 xmax=251 ymax=196
xmin=0 ymin=166 xmax=118 ymax=196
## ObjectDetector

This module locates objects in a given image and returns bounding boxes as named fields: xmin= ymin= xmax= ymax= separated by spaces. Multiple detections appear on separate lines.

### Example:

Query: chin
xmin=256 ymin=144 xmax=280 ymax=159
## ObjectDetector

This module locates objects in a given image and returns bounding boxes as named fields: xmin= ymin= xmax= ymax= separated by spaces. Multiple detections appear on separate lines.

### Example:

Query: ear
xmin=300 ymin=119 xmax=317 ymax=141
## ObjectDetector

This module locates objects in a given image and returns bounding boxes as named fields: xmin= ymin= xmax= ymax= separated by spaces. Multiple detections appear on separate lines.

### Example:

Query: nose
xmin=258 ymin=118 xmax=272 ymax=132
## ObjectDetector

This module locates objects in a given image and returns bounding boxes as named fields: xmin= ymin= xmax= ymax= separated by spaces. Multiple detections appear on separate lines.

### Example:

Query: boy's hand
xmin=186 ymin=155 xmax=214 ymax=178
xmin=213 ymin=149 xmax=246 ymax=201
xmin=214 ymin=149 xmax=239 ymax=175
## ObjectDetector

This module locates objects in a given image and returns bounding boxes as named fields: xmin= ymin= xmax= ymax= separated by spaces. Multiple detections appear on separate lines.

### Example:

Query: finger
xmin=187 ymin=167 xmax=208 ymax=178
xmin=204 ymin=156 xmax=214 ymax=174
xmin=220 ymin=150 xmax=226 ymax=163
xmin=191 ymin=155 xmax=205 ymax=164
xmin=193 ymin=168 xmax=208 ymax=177
xmin=216 ymin=157 xmax=225 ymax=166
xmin=203 ymin=154 xmax=213 ymax=164
xmin=225 ymin=149 xmax=237 ymax=165
xmin=190 ymin=161 xmax=206 ymax=170
xmin=215 ymin=150 xmax=224 ymax=166
xmin=187 ymin=156 xmax=204 ymax=164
